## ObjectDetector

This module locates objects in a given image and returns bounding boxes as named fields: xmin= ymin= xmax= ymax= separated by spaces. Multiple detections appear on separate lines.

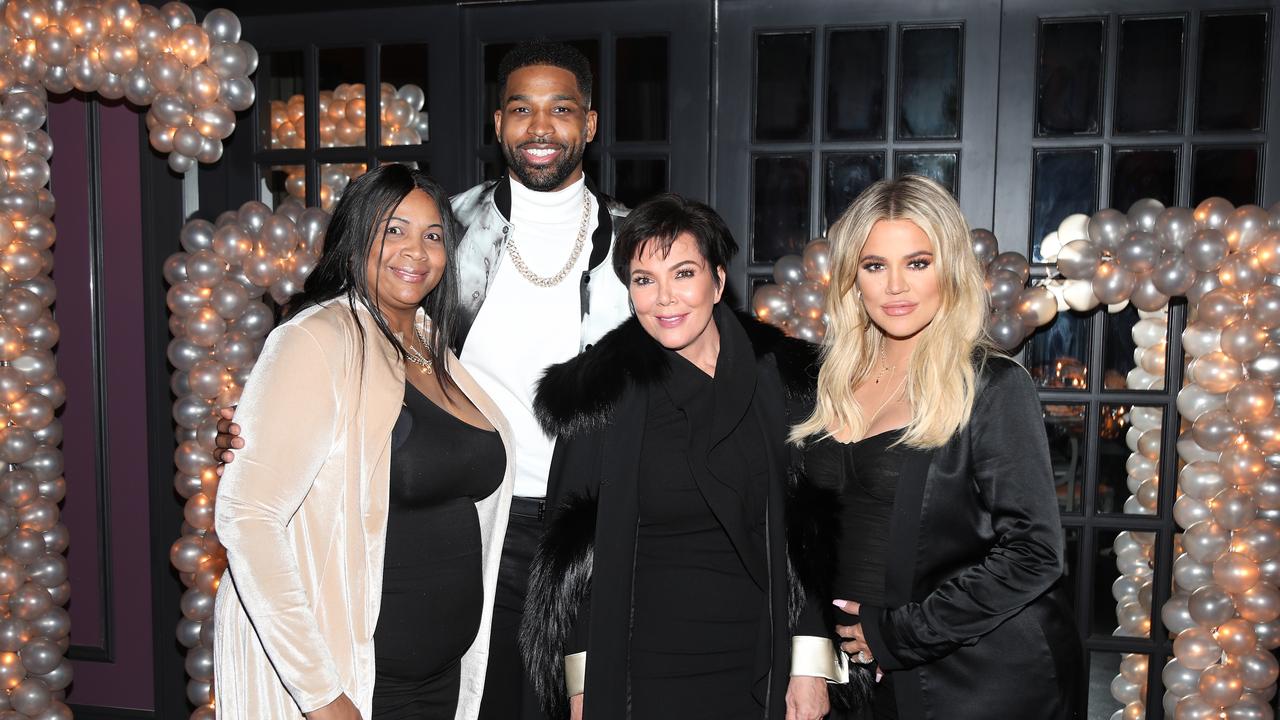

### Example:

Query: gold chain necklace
xmin=503 ymin=186 xmax=591 ymax=288
xmin=404 ymin=324 xmax=434 ymax=375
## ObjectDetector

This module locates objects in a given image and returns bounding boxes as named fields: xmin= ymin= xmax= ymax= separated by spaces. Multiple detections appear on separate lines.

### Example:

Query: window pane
xmin=261 ymin=164 xmax=304 ymax=209
xmin=1089 ymin=652 xmax=1151 ymax=718
xmin=1115 ymin=17 xmax=1184 ymax=134
xmin=1044 ymin=403 xmax=1087 ymax=513
xmin=259 ymin=51 xmax=305 ymax=150
xmin=1197 ymin=13 xmax=1268 ymax=132
xmin=825 ymin=28 xmax=887 ymax=141
xmin=1093 ymin=529 xmax=1155 ymax=636
xmin=1026 ymin=310 xmax=1091 ymax=390
xmin=320 ymin=162 xmax=367 ymax=212
xmin=380 ymin=44 xmax=429 ymax=147
xmin=823 ymin=152 xmax=885 ymax=230
xmin=1099 ymin=404 xmax=1165 ymax=517
xmin=895 ymin=151 xmax=958 ymax=195
xmin=1036 ymin=19 xmax=1104 ymax=136
xmin=483 ymin=40 xmax=601 ymax=179
xmin=1105 ymin=304 xmax=1167 ymax=392
xmin=614 ymin=157 xmax=667 ymax=207
xmin=1031 ymin=149 xmax=1099 ymax=262
xmin=754 ymin=32 xmax=814 ymax=142
xmin=1111 ymin=148 xmax=1179 ymax=211
xmin=319 ymin=47 xmax=367 ymax=148
xmin=616 ymin=37 xmax=669 ymax=142
xmin=752 ymin=155 xmax=811 ymax=263
xmin=1192 ymin=146 xmax=1261 ymax=206
xmin=897 ymin=25 xmax=962 ymax=139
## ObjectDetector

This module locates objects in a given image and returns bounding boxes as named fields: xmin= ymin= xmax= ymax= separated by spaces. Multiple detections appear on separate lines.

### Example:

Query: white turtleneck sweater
xmin=460 ymin=175 xmax=600 ymax=499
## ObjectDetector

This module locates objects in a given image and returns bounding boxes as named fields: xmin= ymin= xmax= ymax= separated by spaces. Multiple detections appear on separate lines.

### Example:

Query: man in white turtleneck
xmin=448 ymin=42 xmax=631 ymax=720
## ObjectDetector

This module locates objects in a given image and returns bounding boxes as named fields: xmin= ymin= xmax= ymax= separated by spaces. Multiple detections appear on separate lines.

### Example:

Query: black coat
xmin=847 ymin=356 xmax=1081 ymax=719
xmin=520 ymin=308 xmax=871 ymax=719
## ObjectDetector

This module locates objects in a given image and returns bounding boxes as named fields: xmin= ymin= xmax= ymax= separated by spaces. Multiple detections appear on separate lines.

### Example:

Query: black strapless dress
xmin=805 ymin=427 xmax=927 ymax=720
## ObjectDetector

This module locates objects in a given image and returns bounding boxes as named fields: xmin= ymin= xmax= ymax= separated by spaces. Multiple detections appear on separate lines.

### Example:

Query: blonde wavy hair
xmin=791 ymin=175 xmax=996 ymax=448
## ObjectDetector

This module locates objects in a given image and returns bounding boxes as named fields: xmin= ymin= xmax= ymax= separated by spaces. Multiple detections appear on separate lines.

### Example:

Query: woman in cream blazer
xmin=213 ymin=166 xmax=514 ymax=720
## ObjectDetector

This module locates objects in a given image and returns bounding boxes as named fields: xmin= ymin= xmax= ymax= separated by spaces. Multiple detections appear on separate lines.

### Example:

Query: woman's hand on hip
xmin=570 ymin=693 xmax=584 ymax=720
xmin=305 ymin=694 xmax=361 ymax=720
xmin=833 ymin=599 xmax=873 ymax=661
xmin=786 ymin=675 xmax=830 ymax=720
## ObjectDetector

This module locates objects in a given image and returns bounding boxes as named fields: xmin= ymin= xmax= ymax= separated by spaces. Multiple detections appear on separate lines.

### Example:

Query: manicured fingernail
xmin=832 ymin=599 xmax=847 ymax=609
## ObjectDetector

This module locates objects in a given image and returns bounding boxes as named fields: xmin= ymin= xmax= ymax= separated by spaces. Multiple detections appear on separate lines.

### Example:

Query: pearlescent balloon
xmin=1192 ymin=410 xmax=1240 ymax=451
xmin=1091 ymin=261 xmax=1135 ymax=304
xmin=970 ymin=229 xmax=997 ymax=266
xmin=1054 ymin=239 xmax=1100 ymax=280
xmin=1157 ymin=207 xmax=1197 ymax=250
xmin=1198 ymin=663 xmax=1245 ymax=708
xmin=1190 ymin=351 xmax=1244 ymax=393
xmin=1183 ymin=520 xmax=1230 ymax=564
xmin=1174 ymin=626 xmax=1223 ymax=670
xmin=1221 ymin=252 xmax=1266 ymax=293
xmin=771 ymin=254 xmax=805 ymax=286
xmin=1226 ymin=204 xmax=1271 ymax=252
xmin=1196 ymin=196 xmax=1235 ymax=229
xmin=1186 ymin=229 xmax=1229 ymax=272
xmin=1231 ymin=380 xmax=1278 ymax=423
xmin=1223 ymin=319 xmax=1269 ymax=362
xmin=1174 ymin=551 xmax=1213 ymax=590
xmin=1089 ymin=208 xmax=1129 ymax=250
xmin=1239 ymin=582 xmax=1280 ymax=623
xmin=1214 ymin=550 xmax=1261 ymax=592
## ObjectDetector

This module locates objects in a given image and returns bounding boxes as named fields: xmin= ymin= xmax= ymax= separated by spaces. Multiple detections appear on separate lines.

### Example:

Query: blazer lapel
xmin=884 ymin=445 xmax=935 ymax=605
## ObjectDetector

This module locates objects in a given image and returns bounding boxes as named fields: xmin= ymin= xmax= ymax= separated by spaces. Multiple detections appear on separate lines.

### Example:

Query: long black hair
xmin=288 ymin=163 xmax=461 ymax=395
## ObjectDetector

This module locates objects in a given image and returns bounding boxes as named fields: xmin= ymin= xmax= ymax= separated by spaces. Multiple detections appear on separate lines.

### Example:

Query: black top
xmin=374 ymin=382 xmax=505 ymax=685
xmin=628 ymin=348 xmax=770 ymax=718
xmin=807 ymin=427 xmax=920 ymax=608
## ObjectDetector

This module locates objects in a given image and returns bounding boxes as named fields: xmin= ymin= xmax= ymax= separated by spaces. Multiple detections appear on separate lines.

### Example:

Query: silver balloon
xmin=1129 ymin=274 xmax=1169 ymax=312
xmin=1226 ymin=204 xmax=1271 ymax=252
xmin=1174 ymin=552 xmax=1213 ymax=591
xmin=1221 ymin=252 xmax=1266 ymax=293
xmin=1117 ymin=231 xmax=1160 ymax=273
xmin=1186 ymin=229 xmax=1229 ymax=272
xmin=1198 ymin=663 xmax=1244 ymax=708
xmin=1199 ymin=287 xmax=1246 ymax=326
xmin=1156 ymin=207 xmax=1197 ymax=250
xmin=1151 ymin=251 xmax=1195 ymax=296
xmin=1213 ymin=549 xmax=1261 ymax=592
xmin=1196 ymin=196 xmax=1235 ymax=229
xmin=1223 ymin=319 xmax=1269 ymax=362
xmin=985 ymin=268 xmax=1024 ymax=309
xmin=1091 ymin=261 xmax=1135 ymax=304
xmin=1234 ymin=648 xmax=1280 ymax=690
xmin=1164 ymin=657 xmax=1201 ymax=697
xmin=1055 ymin=239 xmax=1101 ymax=280
xmin=1182 ymin=520 xmax=1230 ymax=563
xmin=1163 ymin=591 xmax=1196 ymax=633
xmin=771 ymin=254 xmax=805 ymax=286
xmin=202 ymin=7 xmax=242 ymax=43
xmin=1191 ymin=410 xmax=1239 ymax=452
xmin=970 ymin=228 xmax=997 ymax=266
xmin=1128 ymin=198 xmax=1165 ymax=233
xmin=1239 ymin=582 xmax=1280 ymax=623
xmin=1088 ymin=208 xmax=1130 ymax=250
xmin=1173 ymin=626 xmax=1223 ymax=670
xmin=1246 ymin=284 xmax=1280 ymax=329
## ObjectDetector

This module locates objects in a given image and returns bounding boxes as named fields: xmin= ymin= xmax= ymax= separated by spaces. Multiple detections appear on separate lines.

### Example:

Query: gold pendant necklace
xmin=873 ymin=345 xmax=895 ymax=384
xmin=405 ymin=324 xmax=434 ymax=375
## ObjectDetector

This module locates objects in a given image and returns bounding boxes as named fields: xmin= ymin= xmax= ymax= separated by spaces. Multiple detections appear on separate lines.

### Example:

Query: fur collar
xmin=534 ymin=309 xmax=817 ymax=438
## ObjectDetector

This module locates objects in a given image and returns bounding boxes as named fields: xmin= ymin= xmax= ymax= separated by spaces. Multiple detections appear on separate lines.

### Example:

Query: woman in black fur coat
xmin=520 ymin=194 xmax=865 ymax=720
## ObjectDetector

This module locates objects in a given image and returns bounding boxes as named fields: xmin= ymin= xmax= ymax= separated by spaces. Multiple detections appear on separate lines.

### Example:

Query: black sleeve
xmin=520 ymin=431 xmax=604 ymax=715
xmin=862 ymin=361 xmax=1064 ymax=671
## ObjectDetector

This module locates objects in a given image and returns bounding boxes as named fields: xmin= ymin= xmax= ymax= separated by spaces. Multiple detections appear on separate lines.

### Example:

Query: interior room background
xmin=48 ymin=0 xmax=1277 ymax=717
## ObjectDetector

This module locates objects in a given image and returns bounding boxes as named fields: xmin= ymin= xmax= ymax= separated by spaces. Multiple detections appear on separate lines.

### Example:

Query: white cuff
xmin=790 ymin=636 xmax=849 ymax=683
xmin=565 ymin=651 xmax=587 ymax=697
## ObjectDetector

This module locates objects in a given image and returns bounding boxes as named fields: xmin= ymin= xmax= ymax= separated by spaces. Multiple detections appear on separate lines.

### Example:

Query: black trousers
xmin=478 ymin=498 xmax=549 ymax=720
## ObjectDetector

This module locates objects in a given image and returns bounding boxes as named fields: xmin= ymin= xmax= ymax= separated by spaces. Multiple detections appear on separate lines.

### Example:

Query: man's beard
xmin=502 ymin=139 xmax=586 ymax=191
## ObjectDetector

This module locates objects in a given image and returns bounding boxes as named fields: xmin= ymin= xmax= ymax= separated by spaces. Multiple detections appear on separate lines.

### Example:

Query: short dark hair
xmin=289 ymin=163 xmax=462 ymax=394
xmin=612 ymin=193 xmax=738 ymax=285
xmin=497 ymin=41 xmax=593 ymax=108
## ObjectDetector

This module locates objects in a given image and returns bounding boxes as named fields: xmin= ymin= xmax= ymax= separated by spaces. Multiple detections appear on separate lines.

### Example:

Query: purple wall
xmin=48 ymin=97 xmax=155 ymax=711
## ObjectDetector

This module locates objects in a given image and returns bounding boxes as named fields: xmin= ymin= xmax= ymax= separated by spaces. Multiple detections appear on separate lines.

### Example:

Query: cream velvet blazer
xmin=213 ymin=299 xmax=514 ymax=720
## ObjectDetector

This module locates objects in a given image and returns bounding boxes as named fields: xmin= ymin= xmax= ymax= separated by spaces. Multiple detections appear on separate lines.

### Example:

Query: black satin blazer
xmin=846 ymin=356 xmax=1081 ymax=719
